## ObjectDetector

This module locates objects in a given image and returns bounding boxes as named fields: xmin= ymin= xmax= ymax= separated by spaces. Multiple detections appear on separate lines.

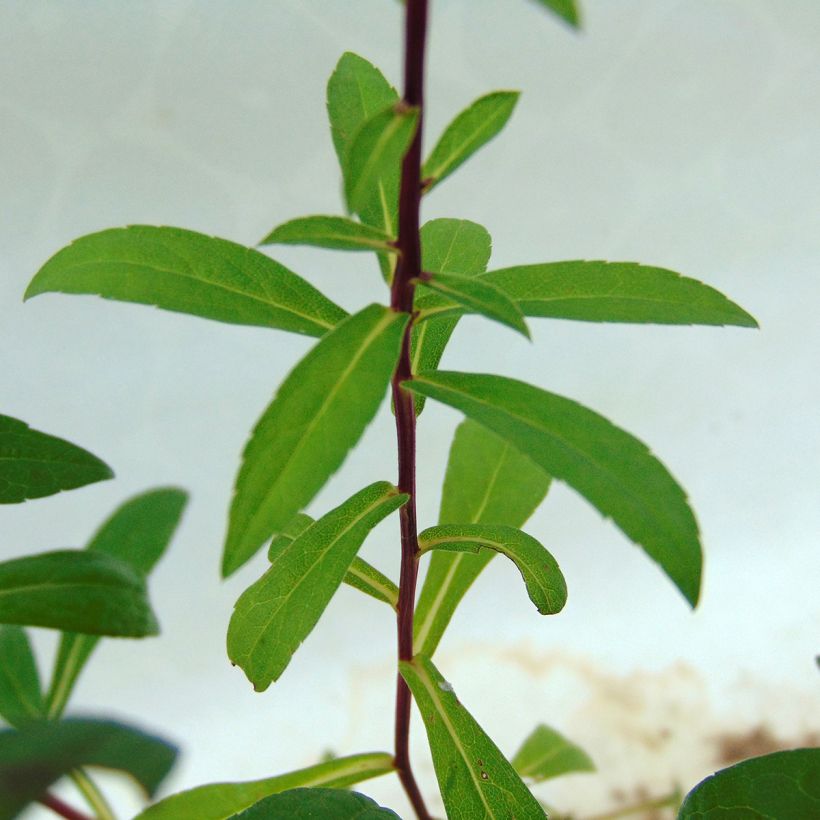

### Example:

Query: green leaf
xmin=224 ymin=304 xmax=407 ymax=576
xmin=230 ymin=788 xmax=400 ymax=820
xmin=47 ymin=488 xmax=188 ymax=719
xmin=405 ymin=372 xmax=702 ymax=607
xmin=418 ymin=524 xmax=566 ymax=615
xmin=0 ymin=718 xmax=177 ymax=817
xmin=266 ymin=513 xmax=314 ymax=560
xmin=400 ymin=654 xmax=546 ymax=819
xmin=0 ymin=550 xmax=159 ymax=637
xmin=26 ymin=226 xmax=348 ymax=337
xmin=344 ymin=104 xmax=419 ymax=215
xmin=0 ymin=627 xmax=44 ymax=728
xmin=422 ymin=91 xmax=520 ymax=192
xmin=259 ymin=216 xmax=396 ymax=252
xmin=678 ymin=748 xmax=820 ymax=819
xmin=512 ymin=724 xmax=595 ymax=782
xmin=417 ymin=272 xmax=530 ymax=338
xmin=228 ymin=482 xmax=407 ymax=691
xmin=414 ymin=420 xmax=550 ymax=657
xmin=136 ymin=752 xmax=394 ymax=820
xmin=479 ymin=261 xmax=758 ymax=327
xmin=0 ymin=414 xmax=112 ymax=505
xmin=533 ymin=0 xmax=581 ymax=28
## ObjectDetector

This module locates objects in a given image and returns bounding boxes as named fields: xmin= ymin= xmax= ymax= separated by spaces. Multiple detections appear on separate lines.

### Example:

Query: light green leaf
xmin=414 ymin=420 xmax=550 ymax=657
xmin=228 ymin=482 xmax=407 ymax=691
xmin=512 ymin=724 xmax=595 ymax=782
xmin=26 ymin=226 xmax=347 ymax=337
xmin=0 ymin=718 xmax=177 ymax=817
xmin=0 ymin=627 xmax=44 ymax=728
xmin=0 ymin=414 xmax=112 ymax=505
xmin=136 ymin=752 xmax=394 ymax=820
xmin=259 ymin=216 xmax=396 ymax=252
xmin=417 ymin=272 xmax=530 ymax=338
xmin=400 ymin=654 xmax=546 ymax=819
xmin=230 ymin=788 xmax=400 ymax=820
xmin=0 ymin=550 xmax=159 ymax=637
xmin=423 ymin=92 xmax=520 ymax=192
xmin=344 ymin=104 xmax=419 ymax=215
xmin=223 ymin=304 xmax=408 ymax=576
xmin=405 ymin=372 xmax=702 ymax=607
xmin=266 ymin=513 xmax=314 ymax=560
xmin=47 ymin=488 xmax=188 ymax=719
xmin=418 ymin=524 xmax=566 ymax=615
xmin=533 ymin=0 xmax=581 ymax=28
xmin=479 ymin=261 xmax=758 ymax=327
xmin=678 ymin=748 xmax=820 ymax=819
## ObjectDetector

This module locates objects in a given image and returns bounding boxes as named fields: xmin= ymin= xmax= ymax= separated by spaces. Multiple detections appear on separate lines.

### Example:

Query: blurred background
xmin=2 ymin=0 xmax=819 ymax=816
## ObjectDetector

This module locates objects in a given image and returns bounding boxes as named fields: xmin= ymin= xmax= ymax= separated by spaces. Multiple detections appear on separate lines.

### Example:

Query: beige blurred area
xmin=2 ymin=1 xmax=819 ymax=817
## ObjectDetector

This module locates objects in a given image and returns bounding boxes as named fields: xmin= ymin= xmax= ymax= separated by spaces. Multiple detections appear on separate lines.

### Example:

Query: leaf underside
xmin=230 ymin=788 xmax=401 ymax=819
xmin=0 ymin=626 xmax=44 ymax=728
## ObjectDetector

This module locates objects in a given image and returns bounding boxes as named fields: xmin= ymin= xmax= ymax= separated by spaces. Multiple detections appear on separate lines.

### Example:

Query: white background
xmin=2 ymin=1 xmax=819 ymax=817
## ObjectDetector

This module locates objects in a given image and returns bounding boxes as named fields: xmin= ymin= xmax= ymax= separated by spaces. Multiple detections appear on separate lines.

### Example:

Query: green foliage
xmin=0 ymin=414 xmax=112 ymax=505
xmin=26 ymin=226 xmax=347 ymax=337
xmin=137 ymin=752 xmax=395 ymax=820
xmin=0 ymin=550 xmax=159 ymax=637
xmin=678 ymin=748 xmax=820 ymax=819
xmin=228 ymin=482 xmax=407 ymax=691
xmin=230 ymin=788 xmax=401 ymax=819
xmin=260 ymin=216 xmax=396 ymax=252
xmin=0 ymin=626 xmax=44 ymax=728
xmin=406 ymin=371 xmax=702 ymax=606
xmin=400 ymin=654 xmax=546 ymax=819
xmin=223 ymin=304 xmax=407 ymax=576
xmin=533 ymin=0 xmax=581 ymax=27
xmin=344 ymin=557 xmax=399 ymax=609
xmin=0 ymin=718 xmax=177 ymax=817
xmin=512 ymin=724 xmax=595 ymax=782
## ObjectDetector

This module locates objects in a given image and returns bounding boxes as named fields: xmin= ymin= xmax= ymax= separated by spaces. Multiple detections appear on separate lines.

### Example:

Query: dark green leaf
xmin=417 ymin=524 xmax=566 ymax=615
xmin=47 ymin=488 xmax=187 ymax=718
xmin=136 ymin=752 xmax=394 ymax=820
xmin=0 ymin=627 xmax=44 ymax=728
xmin=533 ymin=0 xmax=581 ymax=28
xmin=224 ymin=304 xmax=408 ymax=575
xmin=423 ymin=91 xmax=520 ymax=192
xmin=26 ymin=226 xmax=347 ymax=337
xmin=228 ymin=482 xmax=407 ymax=691
xmin=417 ymin=272 xmax=530 ymax=338
xmin=479 ymin=261 xmax=758 ymax=327
xmin=260 ymin=216 xmax=396 ymax=252
xmin=230 ymin=788 xmax=400 ymax=819
xmin=678 ymin=748 xmax=820 ymax=819
xmin=400 ymin=654 xmax=546 ymax=819
xmin=512 ymin=724 xmax=595 ymax=782
xmin=344 ymin=105 xmax=419 ymax=214
xmin=0 ymin=718 xmax=177 ymax=817
xmin=0 ymin=414 xmax=112 ymax=505
xmin=405 ymin=371 xmax=702 ymax=607
xmin=414 ymin=420 xmax=550 ymax=656
xmin=0 ymin=550 xmax=159 ymax=636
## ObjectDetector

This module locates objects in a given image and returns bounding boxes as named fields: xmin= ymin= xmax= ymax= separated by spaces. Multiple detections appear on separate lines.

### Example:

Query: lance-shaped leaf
xmin=231 ymin=789 xmax=400 ymax=820
xmin=0 ymin=415 xmax=112 ymax=505
xmin=416 ymin=272 xmax=530 ymax=338
xmin=400 ymin=654 xmax=546 ymax=819
xmin=47 ymin=488 xmax=188 ymax=718
xmin=267 ymin=513 xmax=398 ymax=609
xmin=26 ymin=226 xmax=347 ymax=337
xmin=136 ymin=752 xmax=394 ymax=820
xmin=0 ymin=627 xmax=44 ymax=728
xmin=414 ymin=420 xmax=550 ymax=656
xmin=678 ymin=748 xmax=820 ymax=819
xmin=259 ymin=216 xmax=396 ymax=253
xmin=405 ymin=372 xmax=702 ymax=607
xmin=423 ymin=92 xmax=520 ymax=192
xmin=228 ymin=482 xmax=407 ymax=691
xmin=224 ymin=304 xmax=407 ymax=576
xmin=344 ymin=104 xmax=419 ymax=215
xmin=418 ymin=524 xmax=566 ymax=615
xmin=512 ymin=724 xmax=595 ymax=782
xmin=533 ymin=0 xmax=581 ymax=28
xmin=0 ymin=550 xmax=159 ymax=637
xmin=478 ymin=261 xmax=758 ymax=327
xmin=0 ymin=718 xmax=177 ymax=817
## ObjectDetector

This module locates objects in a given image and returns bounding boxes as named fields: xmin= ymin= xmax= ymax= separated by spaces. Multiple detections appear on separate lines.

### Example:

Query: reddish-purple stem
xmin=39 ymin=794 xmax=92 ymax=820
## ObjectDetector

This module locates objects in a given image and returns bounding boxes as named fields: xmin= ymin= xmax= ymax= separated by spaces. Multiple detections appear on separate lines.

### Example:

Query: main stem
xmin=390 ymin=1 xmax=431 ymax=819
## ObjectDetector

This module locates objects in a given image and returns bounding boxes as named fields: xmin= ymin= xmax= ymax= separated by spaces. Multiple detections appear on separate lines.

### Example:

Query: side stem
xmin=390 ymin=1 xmax=431 ymax=819
xmin=39 ymin=794 xmax=92 ymax=820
